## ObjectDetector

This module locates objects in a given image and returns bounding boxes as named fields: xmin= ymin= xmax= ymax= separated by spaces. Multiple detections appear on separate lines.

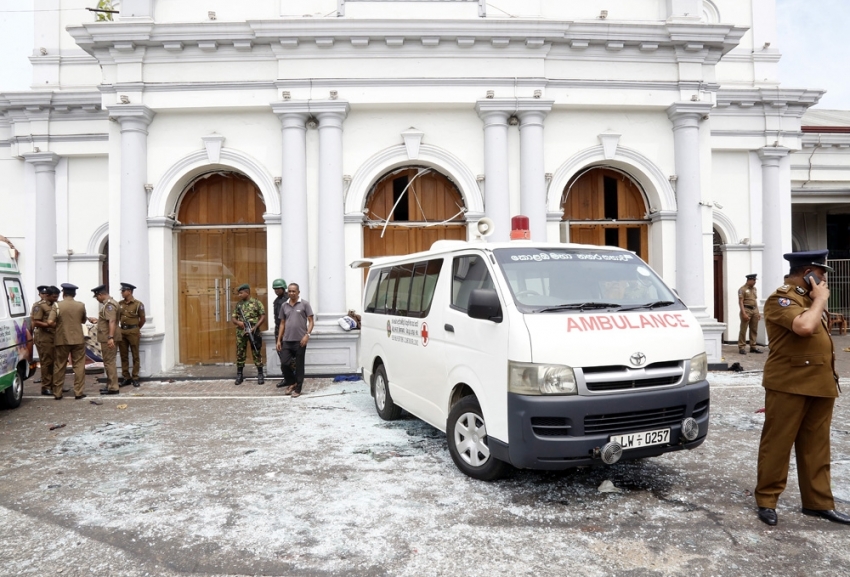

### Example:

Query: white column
xmin=22 ymin=152 xmax=59 ymax=285
xmin=475 ymin=101 xmax=512 ymax=242
xmin=667 ymin=102 xmax=712 ymax=317
xmin=272 ymin=103 xmax=311 ymax=298
xmin=759 ymin=147 xmax=791 ymax=291
xmin=314 ymin=101 xmax=350 ymax=322
xmin=108 ymin=105 xmax=155 ymax=327
xmin=517 ymin=101 xmax=553 ymax=241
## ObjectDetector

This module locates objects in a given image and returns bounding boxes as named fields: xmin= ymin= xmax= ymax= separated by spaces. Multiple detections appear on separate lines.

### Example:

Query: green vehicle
xmin=0 ymin=241 xmax=33 ymax=409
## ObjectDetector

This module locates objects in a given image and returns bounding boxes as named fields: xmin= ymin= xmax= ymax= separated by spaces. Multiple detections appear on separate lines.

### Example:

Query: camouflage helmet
xmin=272 ymin=278 xmax=287 ymax=289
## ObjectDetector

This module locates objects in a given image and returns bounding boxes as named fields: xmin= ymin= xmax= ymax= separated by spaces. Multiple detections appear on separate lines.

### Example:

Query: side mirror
xmin=468 ymin=289 xmax=503 ymax=323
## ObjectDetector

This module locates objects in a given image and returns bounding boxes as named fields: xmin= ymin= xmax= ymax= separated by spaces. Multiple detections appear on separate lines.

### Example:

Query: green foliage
xmin=95 ymin=0 xmax=115 ymax=22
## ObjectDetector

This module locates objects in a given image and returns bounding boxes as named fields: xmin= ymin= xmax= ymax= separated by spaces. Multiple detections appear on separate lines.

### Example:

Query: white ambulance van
xmin=355 ymin=233 xmax=709 ymax=480
xmin=0 ymin=240 xmax=33 ymax=409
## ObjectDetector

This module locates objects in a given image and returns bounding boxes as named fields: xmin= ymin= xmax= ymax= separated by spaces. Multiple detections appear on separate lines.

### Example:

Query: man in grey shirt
xmin=275 ymin=283 xmax=314 ymax=398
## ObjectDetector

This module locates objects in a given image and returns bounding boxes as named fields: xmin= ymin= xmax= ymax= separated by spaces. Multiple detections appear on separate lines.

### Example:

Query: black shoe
xmin=235 ymin=369 xmax=244 ymax=386
xmin=751 ymin=348 xmax=763 ymax=354
xmin=132 ymin=379 xmax=140 ymax=388
xmin=41 ymin=388 xmax=52 ymax=396
xmin=276 ymin=381 xmax=287 ymax=388
xmin=54 ymin=396 xmax=63 ymax=400
xmin=758 ymin=507 xmax=777 ymax=526
xmin=801 ymin=508 xmax=850 ymax=524
xmin=739 ymin=349 xmax=747 ymax=355
xmin=100 ymin=388 xmax=119 ymax=395
xmin=119 ymin=378 xmax=131 ymax=387
xmin=257 ymin=368 xmax=265 ymax=385
xmin=75 ymin=394 xmax=87 ymax=400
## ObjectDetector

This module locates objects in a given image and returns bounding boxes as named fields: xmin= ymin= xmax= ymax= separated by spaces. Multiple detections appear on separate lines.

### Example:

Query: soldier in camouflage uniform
xmin=231 ymin=284 xmax=266 ymax=385
xmin=31 ymin=286 xmax=59 ymax=396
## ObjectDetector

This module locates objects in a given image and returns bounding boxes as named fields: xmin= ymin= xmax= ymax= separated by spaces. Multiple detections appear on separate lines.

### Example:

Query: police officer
xmin=117 ymin=282 xmax=145 ymax=387
xmin=231 ymin=284 xmax=266 ymax=385
xmin=31 ymin=286 xmax=58 ymax=396
xmin=755 ymin=250 xmax=850 ymax=526
xmin=738 ymin=273 xmax=762 ymax=354
xmin=52 ymin=283 xmax=88 ymax=400
xmin=88 ymin=285 xmax=122 ymax=395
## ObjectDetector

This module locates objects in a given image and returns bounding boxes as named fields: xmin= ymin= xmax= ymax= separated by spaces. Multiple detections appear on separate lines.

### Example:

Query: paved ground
xmin=2 ymin=338 xmax=850 ymax=576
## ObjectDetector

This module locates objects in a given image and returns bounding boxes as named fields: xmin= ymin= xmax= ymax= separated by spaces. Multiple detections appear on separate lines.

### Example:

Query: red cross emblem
xmin=421 ymin=322 xmax=429 ymax=347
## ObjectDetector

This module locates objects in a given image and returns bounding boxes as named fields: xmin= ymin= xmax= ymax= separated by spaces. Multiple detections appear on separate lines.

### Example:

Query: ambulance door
xmin=442 ymin=253 xmax=511 ymax=440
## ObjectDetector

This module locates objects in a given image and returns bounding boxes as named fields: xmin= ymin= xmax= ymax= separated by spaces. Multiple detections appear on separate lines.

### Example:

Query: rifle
xmin=237 ymin=302 xmax=262 ymax=356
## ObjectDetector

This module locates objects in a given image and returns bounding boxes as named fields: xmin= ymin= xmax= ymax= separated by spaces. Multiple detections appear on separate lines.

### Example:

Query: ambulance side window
xmin=3 ymin=278 xmax=26 ymax=318
xmin=451 ymin=255 xmax=494 ymax=312
xmin=416 ymin=259 xmax=442 ymax=318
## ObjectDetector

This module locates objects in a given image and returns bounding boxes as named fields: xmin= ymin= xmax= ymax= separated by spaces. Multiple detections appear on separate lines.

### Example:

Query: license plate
xmin=610 ymin=428 xmax=670 ymax=449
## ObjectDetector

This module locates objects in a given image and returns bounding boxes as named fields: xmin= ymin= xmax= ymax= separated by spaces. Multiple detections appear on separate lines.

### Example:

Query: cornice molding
xmin=0 ymin=90 xmax=104 ymax=119
xmin=801 ymin=133 xmax=850 ymax=148
xmin=715 ymin=88 xmax=824 ymax=114
xmin=66 ymin=18 xmax=746 ymax=61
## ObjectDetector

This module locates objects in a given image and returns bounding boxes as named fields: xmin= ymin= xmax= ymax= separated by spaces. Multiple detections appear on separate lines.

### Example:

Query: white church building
xmin=0 ymin=0 xmax=831 ymax=375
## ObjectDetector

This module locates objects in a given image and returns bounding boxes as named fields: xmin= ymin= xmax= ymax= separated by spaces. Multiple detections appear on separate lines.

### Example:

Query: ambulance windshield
xmin=493 ymin=248 xmax=682 ymax=313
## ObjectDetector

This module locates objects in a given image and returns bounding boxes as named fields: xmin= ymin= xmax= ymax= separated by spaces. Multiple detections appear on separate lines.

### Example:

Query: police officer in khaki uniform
xmin=31 ymin=286 xmax=58 ymax=396
xmin=88 ymin=285 xmax=122 ymax=395
xmin=755 ymin=250 xmax=850 ymax=526
xmin=117 ymin=282 xmax=145 ymax=388
xmin=52 ymin=283 xmax=88 ymax=400
xmin=738 ymin=273 xmax=762 ymax=354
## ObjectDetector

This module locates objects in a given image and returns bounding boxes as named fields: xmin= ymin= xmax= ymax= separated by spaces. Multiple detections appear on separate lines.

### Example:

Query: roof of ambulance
xmin=352 ymin=240 xmax=635 ymax=269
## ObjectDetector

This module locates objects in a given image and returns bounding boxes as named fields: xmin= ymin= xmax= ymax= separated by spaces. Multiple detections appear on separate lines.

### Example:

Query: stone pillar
xmin=313 ymin=101 xmax=350 ymax=322
xmin=667 ymin=102 xmax=726 ymax=363
xmin=759 ymin=147 xmax=791 ymax=292
xmin=475 ymin=101 xmax=512 ymax=242
xmin=108 ymin=105 xmax=155 ymax=320
xmin=667 ymin=102 xmax=711 ymax=318
xmin=22 ymin=152 xmax=59 ymax=285
xmin=517 ymin=101 xmax=553 ymax=241
xmin=272 ymin=103 xmax=311 ymax=298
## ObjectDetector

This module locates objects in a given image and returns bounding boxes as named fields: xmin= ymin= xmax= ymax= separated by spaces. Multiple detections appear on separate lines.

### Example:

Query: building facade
xmin=0 ymin=0 xmax=825 ymax=374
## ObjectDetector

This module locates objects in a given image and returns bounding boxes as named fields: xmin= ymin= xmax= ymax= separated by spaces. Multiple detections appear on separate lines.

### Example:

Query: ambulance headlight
xmin=509 ymin=362 xmax=577 ymax=395
xmin=688 ymin=352 xmax=707 ymax=384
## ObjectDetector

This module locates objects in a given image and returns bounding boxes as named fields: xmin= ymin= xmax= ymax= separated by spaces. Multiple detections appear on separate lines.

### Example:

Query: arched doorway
xmin=363 ymin=167 xmax=467 ymax=258
xmin=561 ymin=167 xmax=650 ymax=262
xmin=176 ymin=172 xmax=268 ymax=364
xmin=713 ymin=228 xmax=724 ymax=323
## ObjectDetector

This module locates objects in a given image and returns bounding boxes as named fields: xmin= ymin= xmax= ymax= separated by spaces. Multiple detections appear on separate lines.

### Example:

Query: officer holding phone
xmin=755 ymin=250 xmax=850 ymax=526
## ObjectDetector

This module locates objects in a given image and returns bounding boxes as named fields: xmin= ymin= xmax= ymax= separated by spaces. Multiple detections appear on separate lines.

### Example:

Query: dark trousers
xmin=279 ymin=341 xmax=306 ymax=392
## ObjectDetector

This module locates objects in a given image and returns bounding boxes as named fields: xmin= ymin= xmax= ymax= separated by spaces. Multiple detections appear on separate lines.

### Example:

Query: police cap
xmin=783 ymin=250 xmax=834 ymax=273
xmin=48 ymin=286 xmax=61 ymax=295
xmin=37 ymin=285 xmax=49 ymax=294
xmin=237 ymin=283 xmax=250 ymax=292
xmin=91 ymin=284 xmax=108 ymax=296
xmin=60 ymin=283 xmax=78 ymax=292
xmin=272 ymin=278 xmax=287 ymax=289
xmin=120 ymin=282 xmax=136 ymax=292
xmin=745 ymin=274 xmax=757 ymax=280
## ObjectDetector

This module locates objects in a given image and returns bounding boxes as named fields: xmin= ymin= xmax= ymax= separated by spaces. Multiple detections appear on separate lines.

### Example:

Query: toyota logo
xmin=630 ymin=352 xmax=646 ymax=367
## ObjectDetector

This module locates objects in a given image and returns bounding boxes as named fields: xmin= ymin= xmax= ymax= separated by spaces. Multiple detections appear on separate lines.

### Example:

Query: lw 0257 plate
xmin=610 ymin=428 xmax=670 ymax=450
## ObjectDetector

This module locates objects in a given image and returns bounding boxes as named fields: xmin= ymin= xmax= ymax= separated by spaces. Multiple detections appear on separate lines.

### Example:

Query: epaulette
xmin=776 ymin=285 xmax=790 ymax=293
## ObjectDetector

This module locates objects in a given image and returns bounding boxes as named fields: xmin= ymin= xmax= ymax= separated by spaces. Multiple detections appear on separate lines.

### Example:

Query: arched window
xmin=562 ymin=167 xmax=649 ymax=262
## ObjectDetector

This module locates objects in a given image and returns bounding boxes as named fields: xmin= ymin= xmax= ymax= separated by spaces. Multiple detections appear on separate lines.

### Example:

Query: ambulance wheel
xmin=447 ymin=396 xmax=509 ymax=481
xmin=1 ymin=368 xmax=24 ymax=409
xmin=373 ymin=365 xmax=402 ymax=421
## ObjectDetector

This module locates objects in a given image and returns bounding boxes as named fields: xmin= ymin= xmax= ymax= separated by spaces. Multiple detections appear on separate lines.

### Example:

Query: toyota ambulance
xmin=354 ymin=225 xmax=709 ymax=480
xmin=0 ymin=240 xmax=33 ymax=409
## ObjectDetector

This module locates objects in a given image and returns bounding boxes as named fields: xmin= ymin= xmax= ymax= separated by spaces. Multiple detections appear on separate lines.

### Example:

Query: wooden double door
xmin=563 ymin=168 xmax=650 ymax=262
xmin=177 ymin=173 xmax=268 ymax=364
xmin=363 ymin=168 xmax=467 ymax=258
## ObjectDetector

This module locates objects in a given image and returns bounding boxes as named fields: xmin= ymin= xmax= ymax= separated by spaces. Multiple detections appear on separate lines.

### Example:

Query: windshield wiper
xmin=617 ymin=300 xmax=676 ymax=312
xmin=537 ymin=302 xmax=622 ymax=312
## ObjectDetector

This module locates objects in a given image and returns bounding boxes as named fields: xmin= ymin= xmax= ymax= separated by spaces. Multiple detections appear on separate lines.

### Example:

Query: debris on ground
xmin=48 ymin=423 xmax=66 ymax=431
xmin=755 ymin=407 xmax=765 ymax=413
xmin=729 ymin=362 xmax=744 ymax=372
xmin=597 ymin=480 xmax=623 ymax=493
xmin=116 ymin=404 xmax=128 ymax=410
xmin=89 ymin=399 xmax=103 ymax=406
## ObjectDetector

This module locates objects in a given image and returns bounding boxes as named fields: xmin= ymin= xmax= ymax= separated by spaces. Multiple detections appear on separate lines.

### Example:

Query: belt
xmin=744 ymin=305 xmax=756 ymax=310
xmin=121 ymin=324 xmax=138 ymax=329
